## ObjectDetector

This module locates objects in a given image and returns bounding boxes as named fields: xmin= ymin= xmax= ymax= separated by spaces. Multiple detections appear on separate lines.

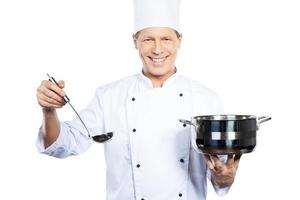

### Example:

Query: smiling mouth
xmin=148 ymin=56 xmax=168 ymax=63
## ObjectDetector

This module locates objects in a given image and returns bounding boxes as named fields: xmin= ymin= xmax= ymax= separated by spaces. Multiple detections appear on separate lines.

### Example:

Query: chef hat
xmin=133 ymin=0 xmax=181 ymax=33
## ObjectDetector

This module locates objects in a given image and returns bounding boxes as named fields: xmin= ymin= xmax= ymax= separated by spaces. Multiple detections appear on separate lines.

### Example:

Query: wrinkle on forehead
xmin=134 ymin=27 xmax=181 ymax=39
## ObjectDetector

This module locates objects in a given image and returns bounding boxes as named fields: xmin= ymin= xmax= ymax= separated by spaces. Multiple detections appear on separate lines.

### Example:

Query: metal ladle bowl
xmin=92 ymin=132 xmax=113 ymax=143
xmin=47 ymin=74 xmax=113 ymax=143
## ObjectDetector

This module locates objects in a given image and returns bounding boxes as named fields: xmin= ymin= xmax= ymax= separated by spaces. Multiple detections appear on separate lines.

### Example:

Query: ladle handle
xmin=47 ymin=73 xmax=70 ymax=103
xmin=46 ymin=73 xmax=91 ymax=139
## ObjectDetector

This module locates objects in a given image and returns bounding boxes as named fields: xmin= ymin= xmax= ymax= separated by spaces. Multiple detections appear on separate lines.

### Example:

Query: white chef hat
xmin=133 ymin=0 xmax=181 ymax=33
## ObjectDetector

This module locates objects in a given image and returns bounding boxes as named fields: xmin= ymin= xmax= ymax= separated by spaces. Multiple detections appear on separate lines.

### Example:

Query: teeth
xmin=151 ymin=57 xmax=166 ymax=63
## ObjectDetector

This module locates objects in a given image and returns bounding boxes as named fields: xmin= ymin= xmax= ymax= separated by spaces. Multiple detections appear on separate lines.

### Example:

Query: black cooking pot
xmin=179 ymin=115 xmax=271 ymax=155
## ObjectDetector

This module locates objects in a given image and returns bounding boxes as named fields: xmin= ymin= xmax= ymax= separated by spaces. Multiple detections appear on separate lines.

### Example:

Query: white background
xmin=0 ymin=0 xmax=299 ymax=199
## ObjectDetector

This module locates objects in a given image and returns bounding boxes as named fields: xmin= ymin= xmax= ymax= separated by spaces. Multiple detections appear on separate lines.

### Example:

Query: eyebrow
xmin=142 ymin=35 xmax=173 ymax=39
xmin=135 ymin=30 xmax=181 ymax=39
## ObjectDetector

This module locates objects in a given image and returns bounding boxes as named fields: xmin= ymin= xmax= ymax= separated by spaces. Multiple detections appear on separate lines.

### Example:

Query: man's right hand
xmin=36 ymin=79 xmax=67 ymax=111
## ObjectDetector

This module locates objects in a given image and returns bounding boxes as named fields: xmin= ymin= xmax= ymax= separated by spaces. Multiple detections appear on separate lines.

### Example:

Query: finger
xmin=226 ymin=154 xmax=234 ymax=166
xmin=42 ymin=80 xmax=66 ymax=97
xmin=210 ymin=155 xmax=223 ymax=171
xmin=38 ymin=93 xmax=64 ymax=106
xmin=234 ymin=154 xmax=242 ymax=169
xmin=38 ymin=96 xmax=63 ymax=109
xmin=204 ymin=155 xmax=215 ymax=171
xmin=39 ymin=99 xmax=62 ymax=109
xmin=57 ymin=80 xmax=65 ymax=89
xmin=204 ymin=155 xmax=211 ymax=162
xmin=44 ymin=89 xmax=65 ymax=104
xmin=234 ymin=154 xmax=242 ymax=161
xmin=39 ymin=85 xmax=65 ymax=103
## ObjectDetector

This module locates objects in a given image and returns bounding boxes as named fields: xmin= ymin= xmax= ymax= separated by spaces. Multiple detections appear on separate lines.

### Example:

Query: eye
xmin=143 ymin=38 xmax=152 ymax=42
xmin=163 ymin=38 xmax=172 ymax=41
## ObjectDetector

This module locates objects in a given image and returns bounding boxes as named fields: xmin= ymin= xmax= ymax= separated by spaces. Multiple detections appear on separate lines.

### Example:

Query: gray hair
xmin=134 ymin=30 xmax=182 ymax=39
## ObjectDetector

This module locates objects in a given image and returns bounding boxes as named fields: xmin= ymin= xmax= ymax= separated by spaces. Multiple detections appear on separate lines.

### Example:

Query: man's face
xmin=133 ymin=27 xmax=181 ymax=77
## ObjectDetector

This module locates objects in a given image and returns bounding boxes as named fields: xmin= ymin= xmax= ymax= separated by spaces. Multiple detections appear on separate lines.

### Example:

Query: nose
xmin=152 ymin=40 xmax=163 ymax=55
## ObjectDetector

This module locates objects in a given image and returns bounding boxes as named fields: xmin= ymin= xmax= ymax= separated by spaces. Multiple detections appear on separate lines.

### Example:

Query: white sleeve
xmin=36 ymin=88 xmax=105 ymax=158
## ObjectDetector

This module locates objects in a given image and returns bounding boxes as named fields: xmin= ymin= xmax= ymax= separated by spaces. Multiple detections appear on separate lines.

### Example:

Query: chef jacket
xmin=36 ymin=71 xmax=230 ymax=200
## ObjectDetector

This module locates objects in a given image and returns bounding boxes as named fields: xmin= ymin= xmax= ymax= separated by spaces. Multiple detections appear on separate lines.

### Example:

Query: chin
xmin=148 ymin=67 xmax=170 ymax=77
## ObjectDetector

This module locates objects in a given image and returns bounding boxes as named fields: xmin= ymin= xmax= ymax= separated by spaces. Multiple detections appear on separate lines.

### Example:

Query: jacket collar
xmin=137 ymin=68 xmax=179 ymax=89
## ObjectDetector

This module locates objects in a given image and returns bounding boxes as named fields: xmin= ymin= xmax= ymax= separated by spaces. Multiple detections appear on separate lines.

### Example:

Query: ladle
xmin=47 ymin=74 xmax=113 ymax=143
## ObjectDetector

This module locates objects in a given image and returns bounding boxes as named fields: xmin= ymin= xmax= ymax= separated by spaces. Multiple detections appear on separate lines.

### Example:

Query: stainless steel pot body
xmin=179 ymin=115 xmax=271 ymax=155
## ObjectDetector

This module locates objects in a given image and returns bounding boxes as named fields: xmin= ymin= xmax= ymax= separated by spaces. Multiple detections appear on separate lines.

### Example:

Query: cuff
xmin=213 ymin=184 xmax=231 ymax=196
xmin=36 ymin=123 xmax=68 ymax=157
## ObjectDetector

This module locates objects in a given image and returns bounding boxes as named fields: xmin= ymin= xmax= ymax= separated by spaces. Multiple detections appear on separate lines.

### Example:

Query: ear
xmin=132 ymin=34 xmax=138 ymax=49
xmin=177 ymin=33 xmax=182 ymax=49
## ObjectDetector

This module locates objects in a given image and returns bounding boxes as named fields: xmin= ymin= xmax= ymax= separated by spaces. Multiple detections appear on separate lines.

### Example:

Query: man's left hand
xmin=205 ymin=154 xmax=241 ymax=188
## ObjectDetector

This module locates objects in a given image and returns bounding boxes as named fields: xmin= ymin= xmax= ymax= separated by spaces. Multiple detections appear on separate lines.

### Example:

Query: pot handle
xmin=178 ymin=119 xmax=196 ymax=127
xmin=257 ymin=116 xmax=272 ymax=130
xmin=178 ymin=119 xmax=202 ymax=154
xmin=257 ymin=116 xmax=272 ymax=124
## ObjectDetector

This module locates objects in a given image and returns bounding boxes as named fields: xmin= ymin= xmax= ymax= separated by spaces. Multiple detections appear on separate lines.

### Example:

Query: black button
xmin=179 ymin=193 xmax=183 ymax=197
xmin=136 ymin=164 xmax=141 ymax=168
xmin=132 ymin=97 xmax=135 ymax=101
xmin=141 ymin=199 xmax=145 ymax=200
xmin=183 ymin=123 xmax=186 ymax=127
xmin=180 ymin=158 xmax=184 ymax=163
xmin=132 ymin=129 xmax=136 ymax=132
xmin=179 ymin=93 xmax=183 ymax=97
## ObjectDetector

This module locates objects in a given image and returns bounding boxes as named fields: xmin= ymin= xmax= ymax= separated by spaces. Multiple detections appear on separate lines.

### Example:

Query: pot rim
xmin=192 ymin=115 xmax=257 ymax=121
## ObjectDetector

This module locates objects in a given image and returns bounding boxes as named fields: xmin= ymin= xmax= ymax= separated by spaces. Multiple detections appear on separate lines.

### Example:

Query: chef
xmin=36 ymin=0 xmax=241 ymax=199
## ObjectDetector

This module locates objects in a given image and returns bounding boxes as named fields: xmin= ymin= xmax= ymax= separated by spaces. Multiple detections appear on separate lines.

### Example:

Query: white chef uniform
xmin=36 ymin=71 xmax=230 ymax=199
xmin=37 ymin=0 xmax=230 ymax=199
